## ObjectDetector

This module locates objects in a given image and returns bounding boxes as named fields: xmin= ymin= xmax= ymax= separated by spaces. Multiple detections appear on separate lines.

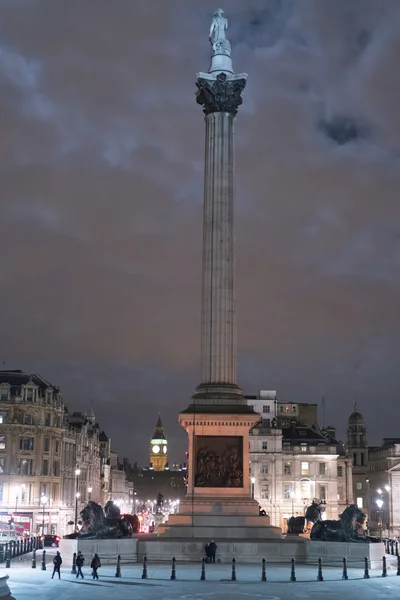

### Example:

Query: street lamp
xmin=376 ymin=497 xmax=384 ymax=540
xmin=74 ymin=493 xmax=81 ymax=533
xmin=290 ymin=490 xmax=295 ymax=516
xmin=251 ymin=476 xmax=256 ymax=499
xmin=88 ymin=487 xmax=92 ymax=502
xmin=74 ymin=468 xmax=81 ymax=533
xmin=41 ymin=494 xmax=47 ymax=545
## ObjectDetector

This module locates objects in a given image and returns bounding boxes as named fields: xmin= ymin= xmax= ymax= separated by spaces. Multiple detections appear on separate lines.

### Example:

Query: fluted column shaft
xmin=201 ymin=112 xmax=236 ymax=385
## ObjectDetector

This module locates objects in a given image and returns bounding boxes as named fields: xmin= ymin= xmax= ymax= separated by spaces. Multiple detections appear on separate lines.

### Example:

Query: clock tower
xmin=150 ymin=415 xmax=168 ymax=471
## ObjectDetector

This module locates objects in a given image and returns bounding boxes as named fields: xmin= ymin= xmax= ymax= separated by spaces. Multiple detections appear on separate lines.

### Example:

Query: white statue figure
xmin=209 ymin=8 xmax=229 ymax=53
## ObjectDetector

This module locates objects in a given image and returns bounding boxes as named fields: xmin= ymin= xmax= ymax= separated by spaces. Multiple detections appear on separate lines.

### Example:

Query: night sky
xmin=1 ymin=1 xmax=399 ymax=465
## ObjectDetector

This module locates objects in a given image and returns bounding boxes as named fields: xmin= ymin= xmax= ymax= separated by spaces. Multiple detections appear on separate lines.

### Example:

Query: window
xmin=337 ymin=465 xmax=343 ymax=477
xmin=0 ymin=389 xmax=8 ymax=401
xmin=55 ymin=441 xmax=60 ymax=455
xmin=261 ymin=463 xmax=268 ymax=474
xmin=283 ymin=484 xmax=292 ymax=499
xmin=42 ymin=460 xmax=49 ymax=476
xmin=19 ymin=437 xmax=34 ymax=451
xmin=0 ymin=414 xmax=5 ymax=424
xmin=356 ymin=497 xmax=363 ymax=509
xmin=319 ymin=463 xmax=326 ymax=475
xmin=24 ymin=414 xmax=34 ymax=425
xmin=0 ymin=458 xmax=4 ymax=473
xmin=262 ymin=405 xmax=270 ymax=414
xmin=41 ymin=484 xmax=47 ymax=495
xmin=262 ymin=419 xmax=270 ymax=428
xmin=262 ymin=441 xmax=268 ymax=450
xmin=18 ymin=459 xmax=33 ymax=475
xmin=301 ymin=444 xmax=307 ymax=452
xmin=44 ymin=438 xmax=50 ymax=453
xmin=319 ymin=485 xmax=326 ymax=501
xmin=285 ymin=405 xmax=290 ymax=413
xmin=300 ymin=480 xmax=311 ymax=499
xmin=0 ymin=436 xmax=5 ymax=450
xmin=301 ymin=462 xmax=309 ymax=475
xmin=45 ymin=413 xmax=51 ymax=426
xmin=53 ymin=461 xmax=60 ymax=477
xmin=279 ymin=406 xmax=284 ymax=413
xmin=361 ymin=453 xmax=364 ymax=466
xmin=353 ymin=453 xmax=357 ymax=466
xmin=46 ymin=391 xmax=52 ymax=404
xmin=356 ymin=482 xmax=362 ymax=490
xmin=292 ymin=405 xmax=297 ymax=413
xmin=26 ymin=388 xmax=33 ymax=401
xmin=284 ymin=462 xmax=291 ymax=475
xmin=21 ymin=486 xmax=26 ymax=501
xmin=261 ymin=483 xmax=269 ymax=500
xmin=0 ymin=483 xmax=3 ymax=502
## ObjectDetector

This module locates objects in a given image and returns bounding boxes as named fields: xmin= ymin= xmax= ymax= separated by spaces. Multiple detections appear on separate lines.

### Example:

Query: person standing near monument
xmin=208 ymin=540 xmax=217 ymax=564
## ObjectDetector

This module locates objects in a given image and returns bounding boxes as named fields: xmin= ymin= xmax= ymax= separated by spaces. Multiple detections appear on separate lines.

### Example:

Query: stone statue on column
xmin=209 ymin=8 xmax=231 ymax=56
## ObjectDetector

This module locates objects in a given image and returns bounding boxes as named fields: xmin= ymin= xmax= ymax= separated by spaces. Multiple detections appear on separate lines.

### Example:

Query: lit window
xmin=301 ymin=444 xmax=307 ymax=452
xmin=356 ymin=497 xmax=363 ymax=509
xmin=301 ymin=462 xmax=309 ymax=475
xmin=285 ymin=406 xmax=290 ymax=413
xmin=0 ymin=436 xmax=6 ymax=450
xmin=283 ymin=484 xmax=291 ymax=499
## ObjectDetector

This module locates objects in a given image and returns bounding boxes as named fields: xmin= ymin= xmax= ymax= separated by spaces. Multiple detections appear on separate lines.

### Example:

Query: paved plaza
xmin=3 ymin=553 xmax=400 ymax=600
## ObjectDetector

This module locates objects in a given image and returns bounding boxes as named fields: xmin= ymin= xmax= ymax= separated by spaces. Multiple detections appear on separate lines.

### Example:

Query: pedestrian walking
xmin=76 ymin=550 xmax=85 ymax=579
xmin=51 ymin=551 xmax=62 ymax=579
xmin=91 ymin=553 xmax=101 ymax=580
xmin=208 ymin=540 xmax=217 ymax=564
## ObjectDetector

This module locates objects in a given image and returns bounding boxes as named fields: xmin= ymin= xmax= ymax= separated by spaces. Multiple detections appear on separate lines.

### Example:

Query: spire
xmin=86 ymin=400 xmax=95 ymax=424
xmin=152 ymin=414 xmax=166 ymax=440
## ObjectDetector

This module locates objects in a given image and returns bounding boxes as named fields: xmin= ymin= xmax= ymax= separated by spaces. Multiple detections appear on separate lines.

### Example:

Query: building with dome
xmin=149 ymin=415 xmax=168 ymax=471
xmin=346 ymin=407 xmax=400 ymax=538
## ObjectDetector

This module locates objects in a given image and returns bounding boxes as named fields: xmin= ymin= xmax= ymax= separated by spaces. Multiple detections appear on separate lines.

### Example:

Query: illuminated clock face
xmin=163 ymin=446 xmax=167 ymax=454
xmin=152 ymin=445 xmax=160 ymax=454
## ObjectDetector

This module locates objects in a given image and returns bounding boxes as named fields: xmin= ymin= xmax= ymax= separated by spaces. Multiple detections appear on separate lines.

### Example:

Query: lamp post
xmin=384 ymin=485 xmax=391 ymax=536
xmin=88 ymin=487 xmax=92 ymax=502
xmin=251 ymin=476 xmax=255 ymax=499
xmin=376 ymin=496 xmax=384 ymax=540
xmin=40 ymin=494 xmax=47 ymax=546
xmin=290 ymin=491 xmax=294 ymax=516
xmin=74 ymin=468 xmax=81 ymax=533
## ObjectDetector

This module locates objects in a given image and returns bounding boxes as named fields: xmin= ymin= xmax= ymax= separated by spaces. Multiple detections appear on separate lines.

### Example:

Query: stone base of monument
xmin=158 ymin=496 xmax=282 ymax=539
xmin=60 ymin=537 xmax=385 ymax=568
xmin=305 ymin=540 xmax=386 ymax=569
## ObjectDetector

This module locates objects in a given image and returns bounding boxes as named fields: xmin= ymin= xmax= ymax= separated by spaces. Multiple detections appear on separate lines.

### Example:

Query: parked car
xmin=41 ymin=535 xmax=60 ymax=548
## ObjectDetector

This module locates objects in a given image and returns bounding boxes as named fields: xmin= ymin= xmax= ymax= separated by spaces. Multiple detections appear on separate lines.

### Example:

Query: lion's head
xmin=340 ymin=504 xmax=366 ymax=535
xmin=79 ymin=501 xmax=107 ymax=536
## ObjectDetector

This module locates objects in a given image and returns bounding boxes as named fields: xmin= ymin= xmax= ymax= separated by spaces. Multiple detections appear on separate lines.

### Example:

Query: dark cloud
xmin=318 ymin=115 xmax=370 ymax=145
xmin=0 ymin=0 xmax=400 ymax=463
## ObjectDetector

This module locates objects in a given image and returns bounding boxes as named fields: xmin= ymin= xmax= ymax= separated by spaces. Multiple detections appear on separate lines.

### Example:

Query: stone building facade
xmin=247 ymin=391 xmax=353 ymax=531
xmin=0 ymin=370 xmax=118 ymax=537
xmin=0 ymin=370 xmax=65 ymax=536
xmin=346 ymin=409 xmax=400 ymax=537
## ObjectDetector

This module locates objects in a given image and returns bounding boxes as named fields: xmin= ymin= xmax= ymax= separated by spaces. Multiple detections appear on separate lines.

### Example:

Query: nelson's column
xmin=160 ymin=9 xmax=281 ymax=542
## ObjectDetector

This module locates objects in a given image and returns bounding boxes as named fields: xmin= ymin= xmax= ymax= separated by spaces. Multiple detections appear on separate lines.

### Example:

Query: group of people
xmin=51 ymin=550 xmax=101 ymax=580
xmin=204 ymin=540 xmax=217 ymax=563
